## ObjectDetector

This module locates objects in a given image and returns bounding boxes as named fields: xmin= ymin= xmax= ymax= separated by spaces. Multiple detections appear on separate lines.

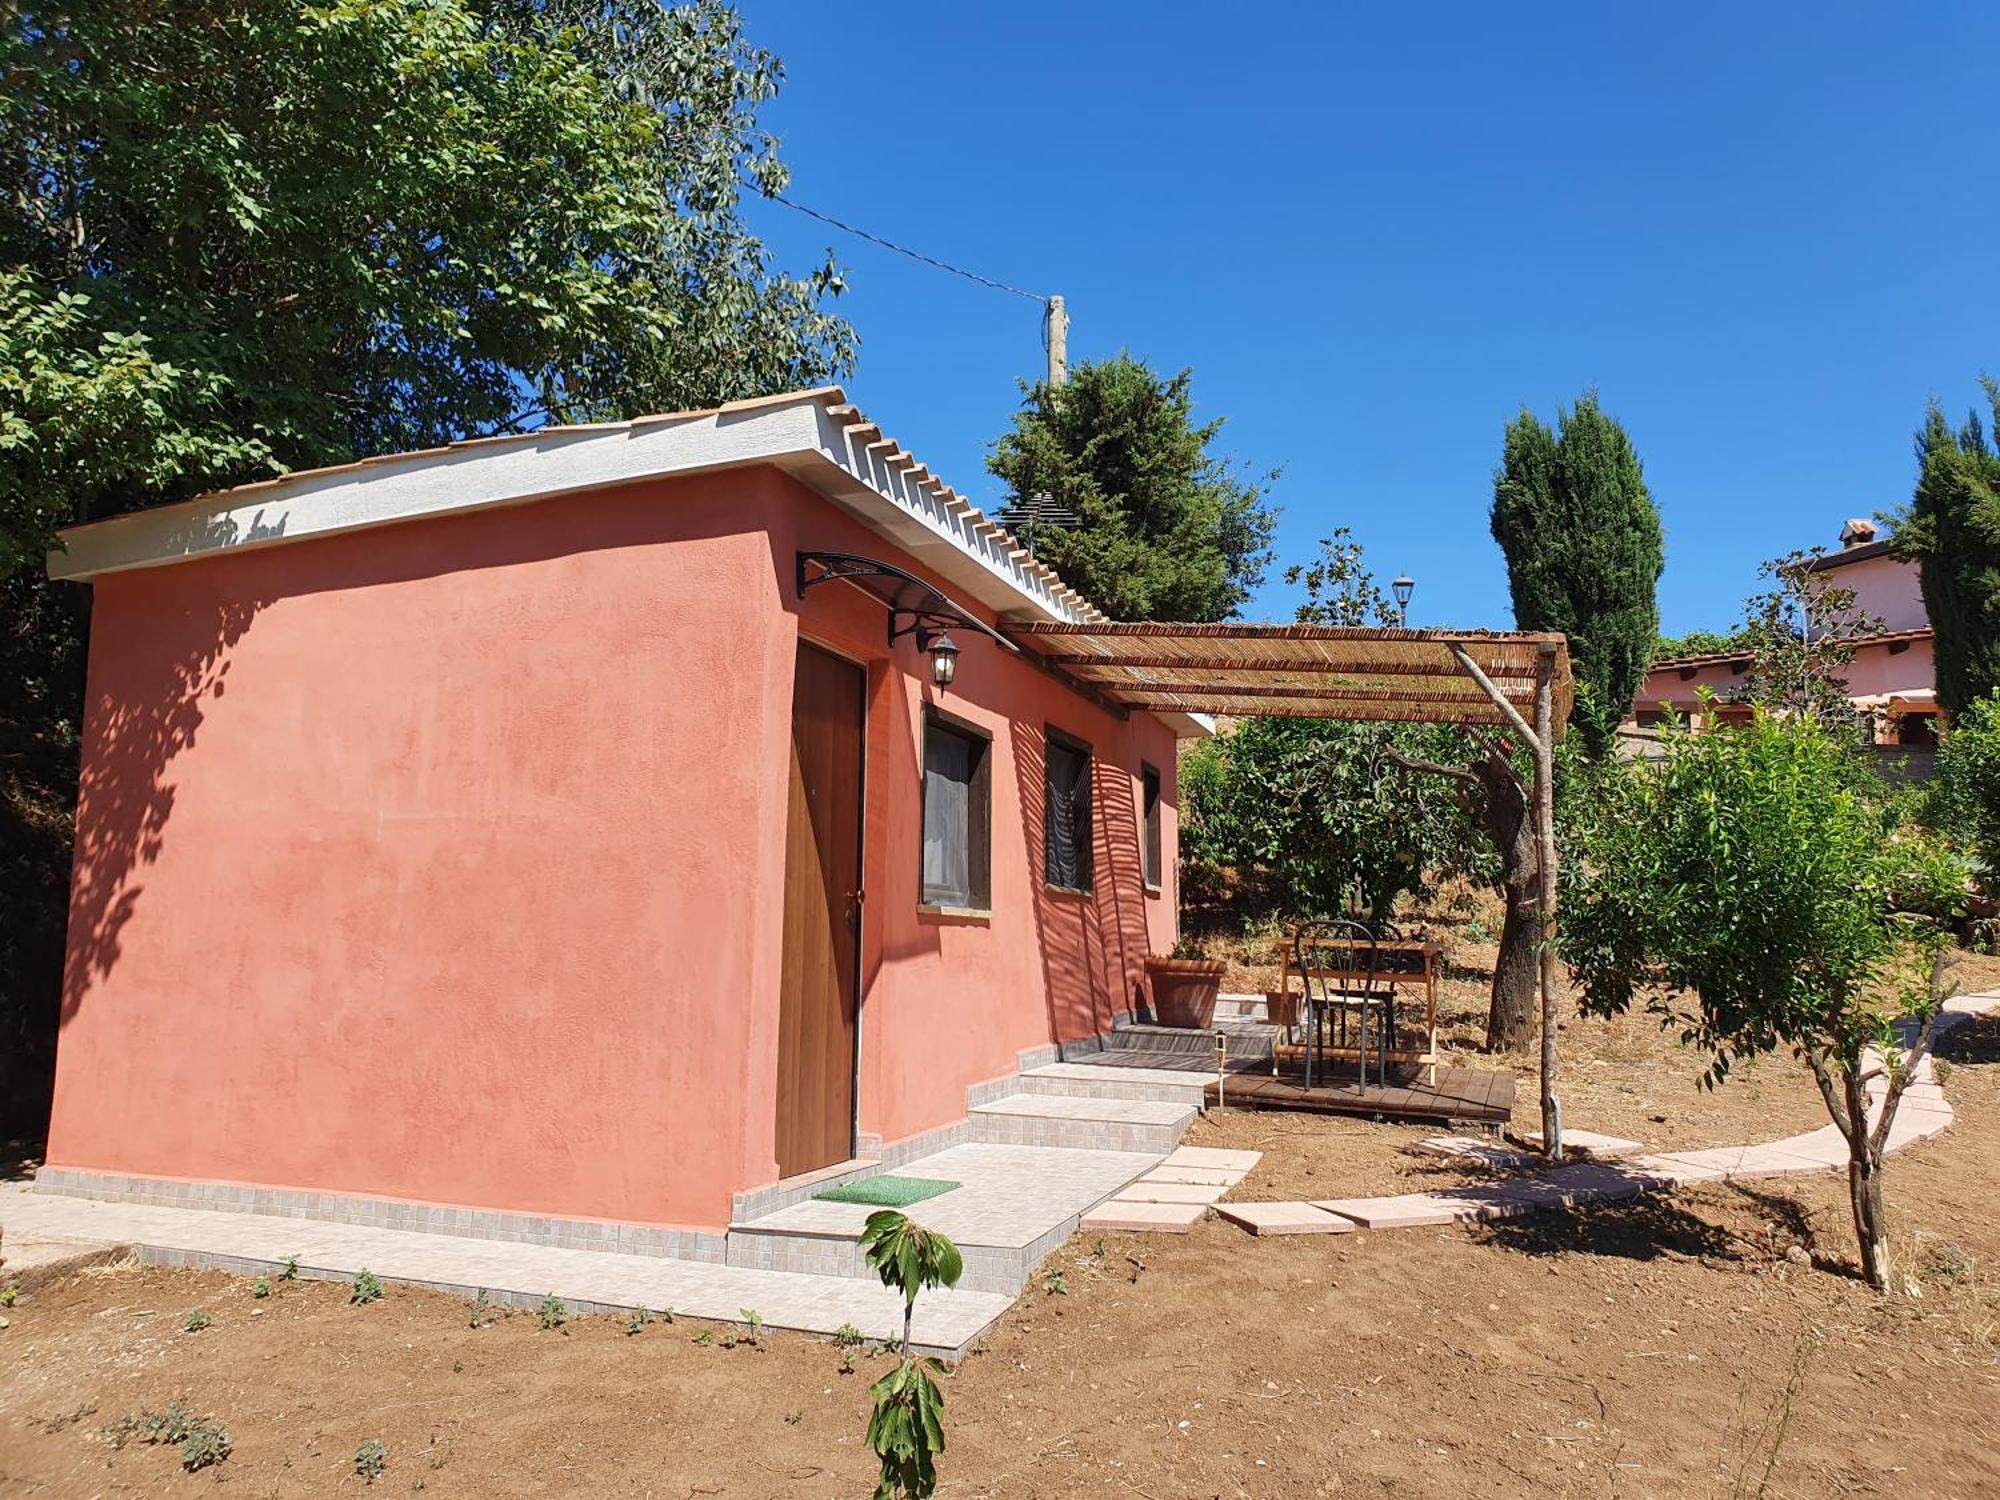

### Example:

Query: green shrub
xmin=349 ymin=1269 xmax=383 ymax=1306
xmin=1927 ymin=692 xmax=2000 ymax=870
xmin=859 ymin=1211 xmax=963 ymax=1499
xmin=536 ymin=1294 xmax=566 ymax=1331
xmin=355 ymin=1439 xmax=388 ymax=1483
xmin=180 ymin=1309 xmax=210 ymax=1334
xmin=250 ymin=1277 xmax=272 ymax=1299
xmin=178 ymin=1420 xmax=231 ymax=1472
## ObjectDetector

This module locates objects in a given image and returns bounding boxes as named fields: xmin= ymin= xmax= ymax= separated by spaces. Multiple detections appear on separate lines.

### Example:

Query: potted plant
xmin=1144 ymin=939 xmax=1226 ymax=1029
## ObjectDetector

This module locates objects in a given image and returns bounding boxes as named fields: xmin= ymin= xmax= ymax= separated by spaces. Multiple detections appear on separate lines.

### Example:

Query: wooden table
xmin=1273 ymin=936 xmax=1443 ymax=1087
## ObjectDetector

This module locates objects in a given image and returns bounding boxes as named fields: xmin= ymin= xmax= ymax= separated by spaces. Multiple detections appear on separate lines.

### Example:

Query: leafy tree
xmin=1890 ymin=379 xmax=2000 ymax=717
xmin=1731 ymin=549 xmax=1882 ymax=728
xmin=1491 ymin=393 xmax=1664 ymax=756
xmin=986 ymin=354 xmax=1278 ymax=621
xmin=1564 ymin=708 xmax=1969 ymax=1291
xmin=1924 ymin=690 xmax=2000 ymax=875
xmin=0 ymin=0 xmax=853 ymax=1134
xmin=1181 ymin=715 xmax=1488 ymax=923
xmin=859 ymin=1210 xmax=962 ymax=1499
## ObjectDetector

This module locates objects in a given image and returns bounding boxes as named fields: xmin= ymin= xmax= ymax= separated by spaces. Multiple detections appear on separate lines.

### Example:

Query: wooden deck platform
xmin=1208 ymin=1063 xmax=1515 ymax=1127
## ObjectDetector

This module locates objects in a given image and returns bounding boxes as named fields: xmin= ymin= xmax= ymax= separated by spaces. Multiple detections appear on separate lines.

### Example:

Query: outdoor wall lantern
xmin=1392 ymin=574 xmax=1415 ymax=626
xmin=922 ymin=630 xmax=960 ymax=688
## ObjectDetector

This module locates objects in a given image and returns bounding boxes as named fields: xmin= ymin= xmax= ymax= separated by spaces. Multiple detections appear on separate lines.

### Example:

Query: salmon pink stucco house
xmin=1628 ymin=518 xmax=1940 ymax=749
xmin=37 ymin=388 xmax=1206 ymax=1252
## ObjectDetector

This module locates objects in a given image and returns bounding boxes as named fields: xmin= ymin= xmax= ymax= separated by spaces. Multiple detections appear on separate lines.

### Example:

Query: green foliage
xmin=469 ymin=1289 xmax=498 ymax=1329
xmin=0 ymin=1286 xmax=16 ymax=1307
xmin=1565 ymin=706 xmax=1961 ymax=1082
xmin=349 ymin=1269 xmax=384 ymax=1306
xmin=1891 ymin=379 xmax=2000 ymax=716
xmin=1925 ymin=691 xmax=2000 ymax=870
xmin=180 ymin=1308 xmax=210 ymax=1333
xmin=859 ymin=1211 xmax=965 ymax=1331
xmin=867 ymin=1353 xmax=950 ymax=1500
xmin=858 ymin=1211 xmax=962 ymax=1500
xmin=355 ymin=1438 xmax=389 ymax=1483
xmin=1653 ymin=628 xmax=1748 ymax=662
xmin=623 ymin=1306 xmax=651 ymax=1336
xmin=986 ymin=355 xmax=1278 ymax=620
xmin=250 ymin=1277 xmax=271 ymax=1299
xmin=1491 ymin=393 xmax=1664 ymax=756
xmin=106 ymin=1401 xmax=228 ymax=1467
xmin=1732 ymin=550 xmax=1882 ymax=729
xmin=178 ymin=1420 xmax=232 ymax=1472
xmin=1183 ymin=716 xmax=1491 ymax=920
xmin=279 ymin=1256 xmax=300 ymax=1281
xmin=536 ymin=1294 xmax=567 ymax=1330
xmin=738 ymin=1307 xmax=765 ymax=1348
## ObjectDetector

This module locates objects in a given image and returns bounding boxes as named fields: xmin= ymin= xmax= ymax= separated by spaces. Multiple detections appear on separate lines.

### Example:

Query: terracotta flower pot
xmin=1144 ymin=957 xmax=1226 ymax=1029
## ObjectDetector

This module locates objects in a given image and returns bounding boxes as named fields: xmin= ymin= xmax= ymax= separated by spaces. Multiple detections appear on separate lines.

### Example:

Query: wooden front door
xmin=776 ymin=641 xmax=865 ymax=1177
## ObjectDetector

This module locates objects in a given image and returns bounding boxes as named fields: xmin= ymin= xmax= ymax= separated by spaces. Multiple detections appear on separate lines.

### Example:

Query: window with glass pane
xmin=922 ymin=714 xmax=989 ymax=908
xmin=1044 ymin=731 xmax=1094 ymax=891
xmin=1141 ymin=762 xmax=1162 ymax=887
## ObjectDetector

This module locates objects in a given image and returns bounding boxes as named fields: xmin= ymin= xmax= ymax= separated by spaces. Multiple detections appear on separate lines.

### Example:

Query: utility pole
xmin=1045 ymin=295 xmax=1067 ymax=387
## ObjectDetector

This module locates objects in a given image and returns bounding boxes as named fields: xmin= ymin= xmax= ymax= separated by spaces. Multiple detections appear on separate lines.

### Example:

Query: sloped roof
xmin=48 ymin=386 xmax=1107 ymax=630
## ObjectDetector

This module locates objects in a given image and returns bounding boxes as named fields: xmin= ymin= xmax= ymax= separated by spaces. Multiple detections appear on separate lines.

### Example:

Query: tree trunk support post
xmin=1448 ymin=641 xmax=1564 ymax=1161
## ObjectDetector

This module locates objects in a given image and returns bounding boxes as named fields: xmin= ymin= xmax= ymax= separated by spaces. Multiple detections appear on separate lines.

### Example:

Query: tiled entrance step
xmin=1017 ymin=1061 xmax=1213 ymax=1106
xmin=726 ymin=1142 xmax=1158 ymax=1294
xmin=968 ymin=1091 xmax=1196 ymax=1153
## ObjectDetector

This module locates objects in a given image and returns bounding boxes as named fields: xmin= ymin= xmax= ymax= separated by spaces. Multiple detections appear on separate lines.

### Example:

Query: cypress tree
xmin=1892 ymin=379 xmax=2000 ymax=718
xmin=987 ymin=355 xmax=1278 ymax=621
xmin=1489 ymin=394 xmax=1664 ymax=757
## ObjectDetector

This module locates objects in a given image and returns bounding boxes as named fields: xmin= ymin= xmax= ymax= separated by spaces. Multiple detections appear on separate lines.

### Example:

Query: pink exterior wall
xmin=1632 ymin=637 xmax=1935 ymax=719
xmin=46 ymin=465 xmax=1178 ymax=1232
xmin=1820 ymin=551 xmax=1926 ymax=633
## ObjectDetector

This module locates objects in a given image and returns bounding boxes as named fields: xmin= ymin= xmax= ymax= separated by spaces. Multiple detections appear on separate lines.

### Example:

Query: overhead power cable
xmin=755 ymin=186 xmax=1048 ymax=303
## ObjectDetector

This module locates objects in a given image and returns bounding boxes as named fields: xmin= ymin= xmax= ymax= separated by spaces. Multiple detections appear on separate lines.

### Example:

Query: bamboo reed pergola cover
xmin=1010 ymin=622 xmax=1572 ymax=735
xmin=1011 ymin=620 xmax=1575 ymax=1159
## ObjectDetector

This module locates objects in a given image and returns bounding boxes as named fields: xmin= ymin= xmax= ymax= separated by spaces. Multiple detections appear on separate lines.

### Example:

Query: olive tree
xmin=1564 ymin=706 xmax=1967 ymax=1291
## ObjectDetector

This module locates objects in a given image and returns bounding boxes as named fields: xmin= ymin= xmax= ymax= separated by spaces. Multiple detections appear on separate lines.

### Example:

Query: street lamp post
xmin=1391 ymin=574 xmax=1415 ymax=627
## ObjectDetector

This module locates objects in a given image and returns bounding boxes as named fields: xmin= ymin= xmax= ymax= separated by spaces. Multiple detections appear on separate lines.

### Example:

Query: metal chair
xmin=1292 ymin=919 xmax=1393 ymax=1088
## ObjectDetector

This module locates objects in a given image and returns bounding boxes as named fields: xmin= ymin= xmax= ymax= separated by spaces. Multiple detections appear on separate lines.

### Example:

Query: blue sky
xmin=743 ymin=4 xmax=1998 ymax=635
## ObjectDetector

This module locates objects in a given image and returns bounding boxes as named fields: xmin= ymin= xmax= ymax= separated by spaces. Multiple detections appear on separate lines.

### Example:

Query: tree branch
xmin=1379 ymin=744 xmax=1479 ymax=788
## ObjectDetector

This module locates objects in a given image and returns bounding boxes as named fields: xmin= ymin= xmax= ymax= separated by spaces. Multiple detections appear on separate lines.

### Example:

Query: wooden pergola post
xmin=1447 ymin=641 xmax=1563 ymax=1161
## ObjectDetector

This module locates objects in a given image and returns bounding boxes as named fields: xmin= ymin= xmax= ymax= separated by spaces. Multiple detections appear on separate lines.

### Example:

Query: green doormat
xmin=813 ymin=1175 xmax=960 ymax=1208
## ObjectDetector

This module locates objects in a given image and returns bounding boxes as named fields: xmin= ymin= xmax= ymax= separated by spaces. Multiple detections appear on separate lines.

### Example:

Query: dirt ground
xmin=3 ymin=1001 xmax=1996 ymax=1496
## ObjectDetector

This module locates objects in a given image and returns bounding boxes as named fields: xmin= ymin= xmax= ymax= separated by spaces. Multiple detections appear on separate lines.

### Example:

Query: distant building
xmin=1628 ymin=518 xmax=1939 ymax=748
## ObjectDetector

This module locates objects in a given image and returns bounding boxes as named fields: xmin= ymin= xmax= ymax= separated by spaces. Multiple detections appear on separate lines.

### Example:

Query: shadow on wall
xmin=62 ymin=588 xmax=267 ymax=1035
xmin=1010 ymin=719 xmax=1157 ymax=1045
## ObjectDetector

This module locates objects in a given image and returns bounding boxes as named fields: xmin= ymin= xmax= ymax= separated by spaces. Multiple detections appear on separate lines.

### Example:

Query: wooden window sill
xmin=1143 ymin=881 xmax=1163 ymax=897
xmin=918 ymin=903 xmax=992 ymax=925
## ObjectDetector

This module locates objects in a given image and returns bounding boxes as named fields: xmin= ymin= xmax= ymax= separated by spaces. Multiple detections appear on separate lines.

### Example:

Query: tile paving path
xmin=1212 ymin=992 xmax=1993 ymax=1239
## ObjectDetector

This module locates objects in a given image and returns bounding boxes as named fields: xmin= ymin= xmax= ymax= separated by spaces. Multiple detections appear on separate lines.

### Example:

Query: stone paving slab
xmin=1024 ymin=1062 xmax=1212 ymax=1090
xmin=1110 ymin=1181 xmax=1227 ymax=1206
xmin=1137 ymin=1165 xmax=1241 ymax=1187
xmin=1407 ymin=1136 xmax=1535 ymax=1169
xmin=1520 ymin=1129 xmax=1644 ymax=1158
xmin=1215 ymin=1202 xmax=1355 ymax=1236
xmin=0 ymin=1186 xmax=1011 ymax=1357
xmin=1160 ymin=1147 xmax=1263 ymax=1172
xmin=1079 ymin=1200 xmax=1206 ymax=1233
